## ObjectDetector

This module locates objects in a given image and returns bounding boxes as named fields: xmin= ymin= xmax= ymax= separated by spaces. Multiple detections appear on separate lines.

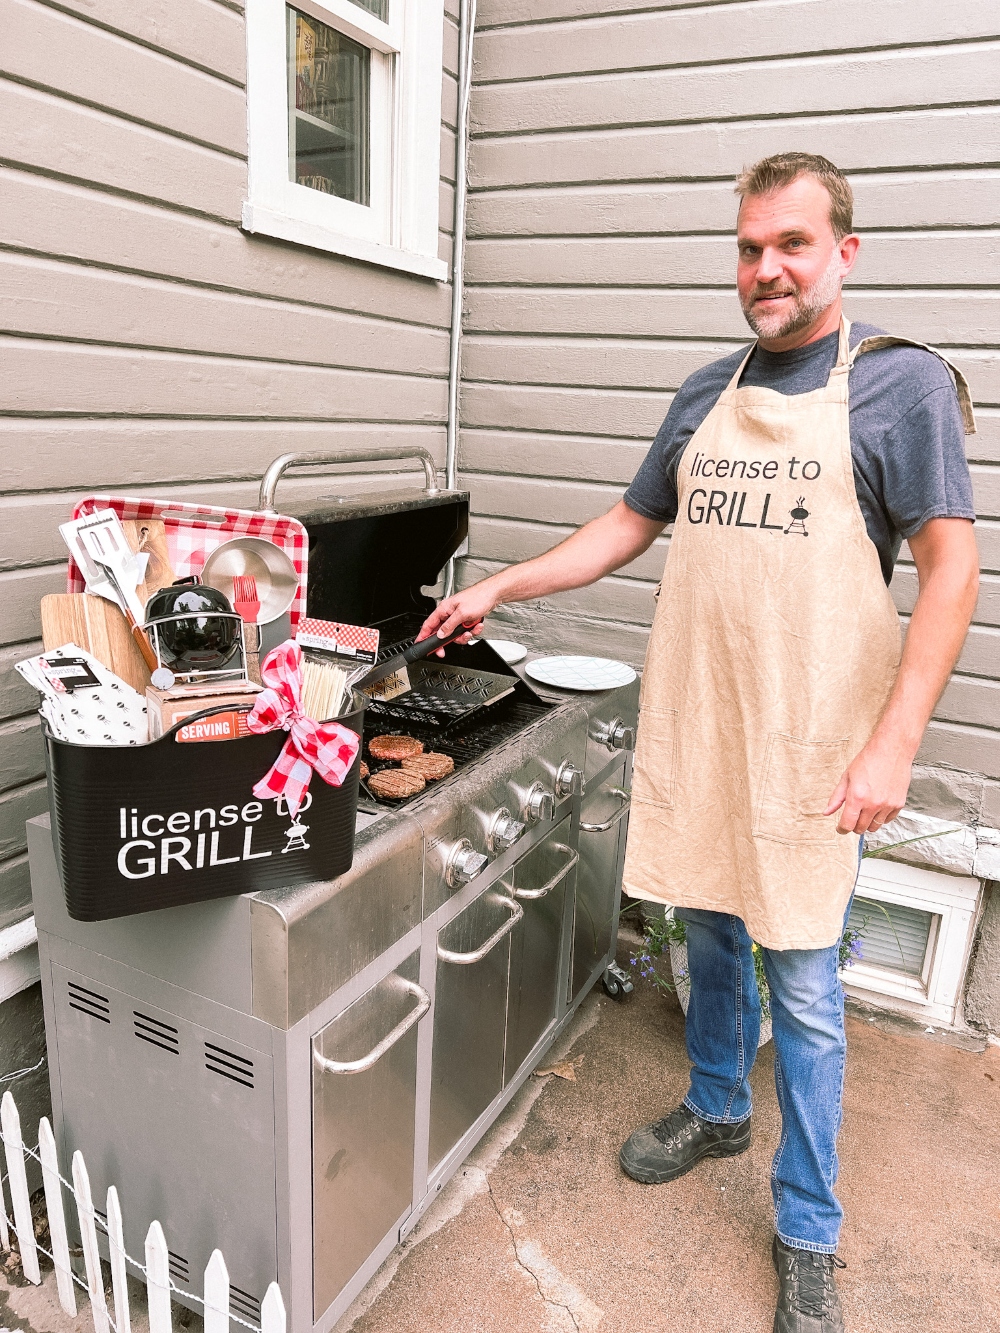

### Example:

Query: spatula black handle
xmin=353 ymin=626 xmax=471 ymax=693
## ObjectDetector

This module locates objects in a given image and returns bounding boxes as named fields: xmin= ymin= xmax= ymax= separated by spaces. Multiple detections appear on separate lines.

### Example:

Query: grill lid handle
xmin=259 ymin=447 xmax=441 ymax=512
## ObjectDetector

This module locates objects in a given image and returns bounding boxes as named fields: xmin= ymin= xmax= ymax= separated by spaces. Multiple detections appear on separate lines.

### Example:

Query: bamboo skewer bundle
xmin=301 ymin=657 xmax=349 ymax=721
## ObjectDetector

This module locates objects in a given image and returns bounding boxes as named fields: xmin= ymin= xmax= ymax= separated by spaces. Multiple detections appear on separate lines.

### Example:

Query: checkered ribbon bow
xmin=246 ymin=640 xmax=359 ymax=817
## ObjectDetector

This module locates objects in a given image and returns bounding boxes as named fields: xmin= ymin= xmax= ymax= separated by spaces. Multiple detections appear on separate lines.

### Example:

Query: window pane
xmin=848 ymin=897 xmax=933 ymax=977
xmin=289 ymin=8 xmax=370 ymax=206
xmin=347 ymin=0 xmax=388 ymax=18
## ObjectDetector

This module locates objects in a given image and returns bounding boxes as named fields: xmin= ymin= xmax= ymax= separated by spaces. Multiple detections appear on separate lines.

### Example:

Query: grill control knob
xmin=607 ymin=717 xmax=636 ymax=752
xmin=523 ymin=783 xmax=555 ymax=825
xmin=488 ymin=807 xmax=526 ymax=854
xmin=445 ymin=839 xmax=489 ymax=889
xmin=555 ymin=762 xmax=584 ymax=799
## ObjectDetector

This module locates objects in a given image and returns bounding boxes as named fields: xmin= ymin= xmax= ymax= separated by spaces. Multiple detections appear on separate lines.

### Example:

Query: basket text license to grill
xmin=45 ymin=692 xmax=365 ymax=922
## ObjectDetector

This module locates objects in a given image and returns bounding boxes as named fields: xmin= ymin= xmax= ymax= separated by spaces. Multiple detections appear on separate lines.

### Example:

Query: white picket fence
xmin=0 ymin=1089 xmax=285 ymax=1333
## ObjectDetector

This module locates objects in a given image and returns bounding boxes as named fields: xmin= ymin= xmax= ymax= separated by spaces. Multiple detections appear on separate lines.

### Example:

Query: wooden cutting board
xmin=40 ymin=594 xmax=151 ymax=694
xmin=121 ymin=518 xmax=176 ymax=606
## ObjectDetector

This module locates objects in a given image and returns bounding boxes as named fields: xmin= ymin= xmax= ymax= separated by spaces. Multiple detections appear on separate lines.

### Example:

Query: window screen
xmin=848 ymin=897 xmax=934 ymax=977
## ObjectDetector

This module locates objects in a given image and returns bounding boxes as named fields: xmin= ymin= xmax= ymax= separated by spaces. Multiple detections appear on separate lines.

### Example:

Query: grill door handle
xmin=437 ymin=895 xmax=524 ymax=965
xmin=580 ymin=788 xmax=632 ymax=833
xmin=507 ymin=843 xmax=579 ymax=900
xmin=312 ymin=979 xmax=431 ymax=1076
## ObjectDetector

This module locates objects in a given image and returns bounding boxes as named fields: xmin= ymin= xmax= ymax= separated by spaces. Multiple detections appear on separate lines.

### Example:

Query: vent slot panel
xmin=205 ymin=1042 xmax=254 ymax=1090
xmin=230 ymin=1285 xmax=261 ymax=1320
xmin=67 ymin=981 xmax=110 ymax=1024
xmin=134 ymin=1011 xmax=179 ymax=1056
xmin=168 ymin=1250 xmax=189 ymax=1284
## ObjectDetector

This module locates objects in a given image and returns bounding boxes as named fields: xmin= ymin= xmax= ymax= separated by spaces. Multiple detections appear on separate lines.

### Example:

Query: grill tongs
xmin=351 ymin=627 xmax=517 ymax=729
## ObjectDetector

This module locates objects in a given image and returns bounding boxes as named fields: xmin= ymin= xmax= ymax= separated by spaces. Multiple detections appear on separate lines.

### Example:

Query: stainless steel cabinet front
xmin=571 ymin=759 xmax=630 ymax=1002
xmin=504 ymin=817 xmax=577 ymax=1084
xmin=312 ymin=951 xmax=427 ymax=1320
xmin=428 ymin=889 xmax=521 ymax=1171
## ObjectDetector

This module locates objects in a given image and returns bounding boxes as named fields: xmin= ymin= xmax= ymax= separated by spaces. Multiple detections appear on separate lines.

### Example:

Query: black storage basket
xmin=43 ymin=696 xmax=365 ymax=922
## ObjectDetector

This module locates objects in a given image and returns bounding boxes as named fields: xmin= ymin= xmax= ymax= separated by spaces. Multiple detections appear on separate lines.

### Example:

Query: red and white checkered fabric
xmin=67 ymin=495 xmax=309 ymax=629
xmin=245 ymin=640 xmax=360 ymax=817
xmin=296 ymin=618 xmax=379 ymax=659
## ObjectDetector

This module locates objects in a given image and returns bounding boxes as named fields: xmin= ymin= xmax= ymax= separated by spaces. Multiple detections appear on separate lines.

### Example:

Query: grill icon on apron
xmin=785 ymin=498 xmax=810 ymax=536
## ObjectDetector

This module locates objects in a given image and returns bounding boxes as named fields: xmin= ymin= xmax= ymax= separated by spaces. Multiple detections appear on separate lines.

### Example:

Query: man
xmin=419 ymin=153 xmax=979 ymax=1332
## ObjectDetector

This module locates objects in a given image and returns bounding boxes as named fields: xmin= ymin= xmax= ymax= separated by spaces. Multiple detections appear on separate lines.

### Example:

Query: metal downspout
xmin=443 ymin=0 xmax=476 ymax=599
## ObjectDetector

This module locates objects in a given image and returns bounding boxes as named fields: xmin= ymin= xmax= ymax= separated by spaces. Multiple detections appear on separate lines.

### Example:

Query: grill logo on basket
xmin=114 ymin=791 xmax=313 ymax=879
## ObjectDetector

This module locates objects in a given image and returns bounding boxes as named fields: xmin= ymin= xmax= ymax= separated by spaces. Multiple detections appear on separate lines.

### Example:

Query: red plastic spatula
xmin=232 ymin=574 xmax=261 ymax=624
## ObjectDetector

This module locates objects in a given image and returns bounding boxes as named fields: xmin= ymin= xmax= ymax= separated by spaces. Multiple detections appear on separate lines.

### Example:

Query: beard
xmin=740 ymin=248 xmax=844 ymax=340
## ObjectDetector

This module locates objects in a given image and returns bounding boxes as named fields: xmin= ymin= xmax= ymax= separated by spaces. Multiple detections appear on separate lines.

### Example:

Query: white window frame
xmin=842 ymin=856 xmax=983 ymax=1028
xmin=243 ymin=0 xmax=447 ymax=280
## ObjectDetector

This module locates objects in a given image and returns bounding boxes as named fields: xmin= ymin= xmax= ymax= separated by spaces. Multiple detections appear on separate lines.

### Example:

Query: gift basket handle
xmin=259 ymin=448 xmax=442 ymax=512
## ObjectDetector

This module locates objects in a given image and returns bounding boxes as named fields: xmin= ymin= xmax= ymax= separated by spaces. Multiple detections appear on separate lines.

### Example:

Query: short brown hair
xmin=735 ymin=153 xmax=854 ymax=240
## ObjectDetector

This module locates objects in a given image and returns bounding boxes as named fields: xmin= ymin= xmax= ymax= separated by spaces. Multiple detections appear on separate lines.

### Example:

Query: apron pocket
xmin=632 ymin=707 xmax=679 ymax=809
xmin=754 ymin=733 xmax=848 ymax=845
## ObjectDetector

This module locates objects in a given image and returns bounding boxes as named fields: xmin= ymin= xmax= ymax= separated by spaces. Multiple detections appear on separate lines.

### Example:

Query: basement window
xmin=244 ymin=0 xmax=447 ymax=280
xmin=841 ymin=856 xmax=983 ymax=1028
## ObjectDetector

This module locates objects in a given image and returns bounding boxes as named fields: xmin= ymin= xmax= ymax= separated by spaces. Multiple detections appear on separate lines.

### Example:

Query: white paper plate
xmin=486 ymin=638 xmax=527 ymax=665
xmin=524 ymin=656 xmax=637 ymax=691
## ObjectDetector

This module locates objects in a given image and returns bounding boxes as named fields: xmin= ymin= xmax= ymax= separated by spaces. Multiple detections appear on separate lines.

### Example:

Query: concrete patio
xmin=1 ymin=927 xmax=997 ymax=1333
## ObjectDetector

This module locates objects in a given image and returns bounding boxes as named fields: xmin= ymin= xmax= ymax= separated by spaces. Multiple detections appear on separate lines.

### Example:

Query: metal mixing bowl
xmin=202 ymin=536 xmax=299 ymax=625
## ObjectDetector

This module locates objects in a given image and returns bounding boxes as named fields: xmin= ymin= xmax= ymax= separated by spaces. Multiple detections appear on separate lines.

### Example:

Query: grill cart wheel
xmin=603 ymin=962 xmax=634 ymax=999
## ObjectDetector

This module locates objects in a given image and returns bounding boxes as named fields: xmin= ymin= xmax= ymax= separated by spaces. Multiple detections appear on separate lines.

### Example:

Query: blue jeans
xmin=675 ymin=892 xmax=856 ymax=1255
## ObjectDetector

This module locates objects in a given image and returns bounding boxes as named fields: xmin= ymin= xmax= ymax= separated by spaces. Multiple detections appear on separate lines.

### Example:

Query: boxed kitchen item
xmin=146 ymin=679 xmax=262 ymax=740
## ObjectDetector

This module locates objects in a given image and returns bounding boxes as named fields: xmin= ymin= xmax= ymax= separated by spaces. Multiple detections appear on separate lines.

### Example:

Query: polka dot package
xmin=16 ymin=643 xmax=148 ymax=746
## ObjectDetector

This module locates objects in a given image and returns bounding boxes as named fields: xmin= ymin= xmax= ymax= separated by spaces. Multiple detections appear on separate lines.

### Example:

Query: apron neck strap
xmin=724 ymin=313 xmax=852 ymax=393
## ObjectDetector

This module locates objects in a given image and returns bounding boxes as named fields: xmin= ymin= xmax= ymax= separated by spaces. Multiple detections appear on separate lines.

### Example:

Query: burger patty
xmin=359 ymin=760 xmax=369 ymax=781
xmin=400 ymin=752 xmax=455 ymax=780
xmin=367 ymin=768 xmax=427 ymax=800
xmin=368 ymin=734 xmax=424 ymax=761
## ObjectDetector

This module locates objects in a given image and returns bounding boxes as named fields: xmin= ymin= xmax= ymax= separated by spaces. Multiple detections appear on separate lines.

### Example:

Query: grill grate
xmin=168 ymin=1250 xmax=189 ymax=1283
xmin=67 ymin=981 xmax=111 ymax=1024
xmin=205 ymin=1041 xmax=254 ymax=1090
xmin=134 ymin=1011 xmax=180 ymax=1056
xmin=360 ymin=698 xmax=550 ymax=809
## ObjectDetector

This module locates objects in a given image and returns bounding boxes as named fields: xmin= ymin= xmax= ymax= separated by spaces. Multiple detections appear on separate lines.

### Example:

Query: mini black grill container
xmin=44 ymin=695 xmax=365 ymax=922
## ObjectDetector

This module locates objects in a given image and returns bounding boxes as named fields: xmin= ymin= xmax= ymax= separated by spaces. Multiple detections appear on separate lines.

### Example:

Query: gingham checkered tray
xmin=67 ymin=496 xmax=309 ymax=629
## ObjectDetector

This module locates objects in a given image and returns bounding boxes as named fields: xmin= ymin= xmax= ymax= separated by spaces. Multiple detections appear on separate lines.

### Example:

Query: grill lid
xmin=292 ymin=488 xmax=469 ymax=628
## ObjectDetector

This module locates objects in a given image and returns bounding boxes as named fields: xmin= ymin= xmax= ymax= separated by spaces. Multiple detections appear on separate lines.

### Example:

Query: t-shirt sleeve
xmin=623 ymin=405 xmax=684 ymax=523
xmin=876 ymin=381 xmax=975 ymax=540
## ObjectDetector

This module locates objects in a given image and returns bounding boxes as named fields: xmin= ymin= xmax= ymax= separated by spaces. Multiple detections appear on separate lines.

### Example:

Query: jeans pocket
xmin=632 ymin=707 xmax=679 ymax=809
xmin=753 ymin=733 xmax=848 ymax=844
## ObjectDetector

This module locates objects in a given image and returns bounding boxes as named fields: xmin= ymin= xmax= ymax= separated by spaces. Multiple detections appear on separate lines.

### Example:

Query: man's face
xmin=736 ymin=175 xmax=856 ymax=342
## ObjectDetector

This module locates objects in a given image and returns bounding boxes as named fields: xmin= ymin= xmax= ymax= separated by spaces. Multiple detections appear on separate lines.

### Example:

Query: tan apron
xmin=622 ymin=318 xmax=976 ymax=949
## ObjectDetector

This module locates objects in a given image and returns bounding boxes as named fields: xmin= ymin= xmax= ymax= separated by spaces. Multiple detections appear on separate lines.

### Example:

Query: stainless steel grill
xmin=31 ymin=452 xmax=637 ymax=1333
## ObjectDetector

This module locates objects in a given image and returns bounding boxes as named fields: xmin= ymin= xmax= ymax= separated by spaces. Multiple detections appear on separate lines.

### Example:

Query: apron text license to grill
xmin=622 ymin=319 xmax=975 ymax=949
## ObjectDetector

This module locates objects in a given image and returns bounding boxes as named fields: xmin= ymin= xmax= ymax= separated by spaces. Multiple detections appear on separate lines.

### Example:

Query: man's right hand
xmin=416 ymin=583 xmax=500 ymax=647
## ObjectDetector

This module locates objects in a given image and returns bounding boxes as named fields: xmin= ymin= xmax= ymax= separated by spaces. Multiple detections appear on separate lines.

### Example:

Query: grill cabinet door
xmin=572 ymin=759 xmax=630 ymax=1002
xmin=312 ymin=950 xmax=425 ymax=1319
xmin=429 ymin=889 xmax=517 ymax=1171
xmin=504 ymin=817 xmax=577 ymax=1084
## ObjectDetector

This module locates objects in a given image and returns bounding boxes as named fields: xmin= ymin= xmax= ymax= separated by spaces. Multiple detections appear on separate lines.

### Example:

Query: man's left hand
xmin=824 ymin=739 xmax=912 ymax=835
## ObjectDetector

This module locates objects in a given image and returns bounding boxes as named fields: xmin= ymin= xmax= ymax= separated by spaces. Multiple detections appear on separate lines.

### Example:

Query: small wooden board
xmin=40 ymin=594 xmax=151 ymax=694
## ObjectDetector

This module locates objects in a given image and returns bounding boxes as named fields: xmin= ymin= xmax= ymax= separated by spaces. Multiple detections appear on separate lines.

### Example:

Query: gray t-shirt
xmin=624 ymin=322 xmax=975 ymax=583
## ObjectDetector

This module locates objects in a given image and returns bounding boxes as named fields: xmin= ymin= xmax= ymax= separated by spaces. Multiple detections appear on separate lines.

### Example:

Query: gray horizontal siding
xmin=0 ymin=1 xmax=457 ymax=906
xmin=462 ymin=0 xmax=1000 ymax=787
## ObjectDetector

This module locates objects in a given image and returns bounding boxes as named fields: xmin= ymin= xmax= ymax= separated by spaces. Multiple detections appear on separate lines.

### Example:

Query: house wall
xmin=461 ymin=0 xmax=1000 ymax=828
xmin=0 ymin=0 xmax=458 ymax=931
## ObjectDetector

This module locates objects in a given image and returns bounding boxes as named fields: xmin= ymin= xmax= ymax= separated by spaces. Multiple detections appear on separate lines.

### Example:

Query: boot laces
xmin=787 ymin=1249 xmax=846 ymax=1318
xmin=651 ymin=1105 xmax=701 ymax=1149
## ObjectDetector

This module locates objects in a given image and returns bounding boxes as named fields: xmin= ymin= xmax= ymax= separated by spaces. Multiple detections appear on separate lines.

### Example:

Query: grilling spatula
xmin=351 ymin=627 xmax=473 ymax=703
